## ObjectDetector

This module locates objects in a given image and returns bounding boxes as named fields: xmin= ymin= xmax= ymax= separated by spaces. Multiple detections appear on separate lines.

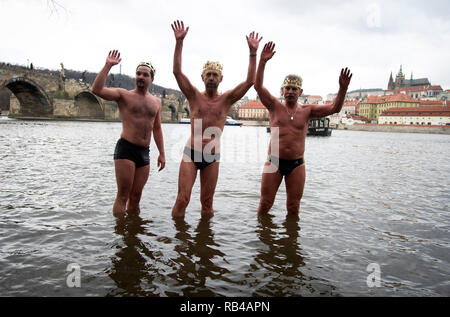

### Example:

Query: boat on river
xmin=179 ymin=116 xmax=242 ymax=126
xmin=307 ymin=117 xmax=332 ymax=136
xmin=266 ymin=117 xmax=333 ymax=136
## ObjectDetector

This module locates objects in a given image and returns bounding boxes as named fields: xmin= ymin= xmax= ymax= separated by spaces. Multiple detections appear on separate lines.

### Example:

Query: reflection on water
xmin=167 ymin=218 xmax=231 ymax=297
xmin=1 ymin=120 xmax=449 ymax=296
xmin=107 ymin=214 xmax=157 ymax=296
xmin=249 ymin=214 xmax=337 ymax=296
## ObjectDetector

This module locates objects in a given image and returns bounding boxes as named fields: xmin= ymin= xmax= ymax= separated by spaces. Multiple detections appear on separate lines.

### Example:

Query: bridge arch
xmin=167 ymin=104 xmax=178 ymax=121
xmin=74 ymin=91 xmax=104 ymax=119
xmin=3 ymin=77 xmax=53 ymax=117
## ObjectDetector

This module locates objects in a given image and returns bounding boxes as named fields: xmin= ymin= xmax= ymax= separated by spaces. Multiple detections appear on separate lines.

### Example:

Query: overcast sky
xmin=1 ymin=0 xmax=449 ymax=99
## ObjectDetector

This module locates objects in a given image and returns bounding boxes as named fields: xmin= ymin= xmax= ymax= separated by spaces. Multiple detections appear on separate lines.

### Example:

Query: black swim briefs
xmin=183 ymin=146 xmax=220 ymax=170
xmin=114 ymin=138 xmax=150 ymax=168
xmin=269 ymin=155 xmax=305 ymax=177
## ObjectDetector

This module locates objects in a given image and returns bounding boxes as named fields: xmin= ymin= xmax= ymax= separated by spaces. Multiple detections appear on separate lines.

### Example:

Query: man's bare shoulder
xmin=150 ymin=94 xmax=162 ymax=106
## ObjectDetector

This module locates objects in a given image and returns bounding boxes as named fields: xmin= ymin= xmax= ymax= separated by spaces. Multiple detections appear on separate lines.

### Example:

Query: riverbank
xmin=336 ymin=123 xmax=450 ymax=134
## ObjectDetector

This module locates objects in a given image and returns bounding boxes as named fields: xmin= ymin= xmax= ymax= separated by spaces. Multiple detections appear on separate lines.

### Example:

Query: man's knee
xmin=200 ymin=195 xmax=213 ymax=209
xmin=128 ymin=191 xmax=143 ymax=204
xmin=176 ymin=193 xmax=191 ymax=208
xmin=116 ymin=191 xmax=129 ymax=204
xmin=258 ymin=197 xmax=275 ymax=213
xmin=286 ymin=200 xmax=300 ymax=215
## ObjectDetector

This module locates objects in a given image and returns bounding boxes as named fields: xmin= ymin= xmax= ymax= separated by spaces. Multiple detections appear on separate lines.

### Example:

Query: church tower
xmin=387 ymin=72 xmax=395 ymax=90
xmin=395 ymin=65 xmax=405 ymax=88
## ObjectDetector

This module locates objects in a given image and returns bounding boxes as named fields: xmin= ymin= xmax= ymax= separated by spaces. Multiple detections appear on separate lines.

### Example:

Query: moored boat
xmin=179 ymin=116 xmax=242 ymax=126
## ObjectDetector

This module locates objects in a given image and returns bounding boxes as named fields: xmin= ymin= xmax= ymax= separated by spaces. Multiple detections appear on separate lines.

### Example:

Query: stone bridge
xmin=0 ymin=63 xmax=114 ymax=119
xmin=0 ymin=63 xmax=184 ymax=122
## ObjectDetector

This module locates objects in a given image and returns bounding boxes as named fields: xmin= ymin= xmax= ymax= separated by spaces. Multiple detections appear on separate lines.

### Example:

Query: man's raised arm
xmin=92 ymin=50 xmax=123 ymax=101
xmin=310 ymin=67 xmax=352 ymax=118
xmin=172 ymin=20 xmax=196 ymax=100
xmin=224 ymin=32 xmax=262 ymax=105
xmin=254 ymin=41 xmax=278 ymax=111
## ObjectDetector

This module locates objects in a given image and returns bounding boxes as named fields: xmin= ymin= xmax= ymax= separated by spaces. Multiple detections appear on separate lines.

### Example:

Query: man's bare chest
xmin=122 ymin=97 xmax=158 ymax=118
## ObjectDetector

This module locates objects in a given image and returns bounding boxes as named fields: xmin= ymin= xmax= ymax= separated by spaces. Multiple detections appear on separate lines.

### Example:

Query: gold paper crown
xmin=282 ymin=75 xmax=303 ymax=89
xmin=203 ymin=61 xmax=223 ymax=74
xmin=136 ymin=62 xmax=156 ymax=76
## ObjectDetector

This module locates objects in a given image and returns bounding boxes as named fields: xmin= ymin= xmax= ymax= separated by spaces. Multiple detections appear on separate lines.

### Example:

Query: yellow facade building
xmin=359 ymin=94 xmax=420 ymax=122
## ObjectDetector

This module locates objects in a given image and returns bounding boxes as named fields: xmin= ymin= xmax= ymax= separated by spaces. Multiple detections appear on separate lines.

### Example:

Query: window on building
xmin=428 ymin=122 xmax=431 ymax=125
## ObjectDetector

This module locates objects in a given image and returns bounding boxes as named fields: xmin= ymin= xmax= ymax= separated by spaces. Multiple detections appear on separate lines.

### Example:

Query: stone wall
xmin=338 ymin=124 xmax=450 ymax=135
xmin=104 ymin=102 xmax=120 ymax=120
xmin=53 ymin=99 xmax=77 ymax=117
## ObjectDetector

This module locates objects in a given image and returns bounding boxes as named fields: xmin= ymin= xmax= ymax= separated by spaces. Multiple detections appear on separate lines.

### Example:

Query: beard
xmin=206 ymin=82 xmax=218 ymax=90
xmin=136 ymin=80 xmax=145 ymax=88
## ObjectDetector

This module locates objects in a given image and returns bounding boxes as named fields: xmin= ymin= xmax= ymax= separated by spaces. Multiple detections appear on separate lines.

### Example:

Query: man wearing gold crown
xmin=92 ymin=50 xmax=166 ymax=217
xmin=170 ymin=20 xmax=262 ymax=218
xmin=254 ymin=41 xmax=352 ymax=216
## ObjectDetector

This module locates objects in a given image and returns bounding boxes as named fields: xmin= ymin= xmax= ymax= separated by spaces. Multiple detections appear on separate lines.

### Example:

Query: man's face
xmin=282 ymin=85 xmax=302 ymax=102
xmin=202 ymin=70 xmax=222 ymax=90
xmin=136 ymin=66 xmax=153 ymax=89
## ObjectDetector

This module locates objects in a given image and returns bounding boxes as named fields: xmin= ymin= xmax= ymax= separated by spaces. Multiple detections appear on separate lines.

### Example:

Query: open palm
xmin=339 ymin=67 xmax=353 ymax=89
xmin=106 ymin=50 xmax=121 ymax=66
xmin=261 ymin=42 xmax=276 ymax=62
xmin=171 ymin=20 xmax=189 ymax=40
xmin=246 ymin=31 xmax=262 ymax=53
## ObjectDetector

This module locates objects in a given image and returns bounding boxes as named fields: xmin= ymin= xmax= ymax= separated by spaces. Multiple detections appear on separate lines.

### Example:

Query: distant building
xmin=387 ymin=65 xmax=431 ymax=90
xmin=378 ymin=106 xmax=450 ymax=125
xmin=359 ymin=94 xmax=420 ymax=122
xmin=327 ymin=88 xmax=384 ymax=101
xmin=238 ymin=99 xmax=268 ymax=119
xmin=386 ymin=85 xmax=443 ymax=100
xmin=305 ymin=95 xmax=323 ymax=104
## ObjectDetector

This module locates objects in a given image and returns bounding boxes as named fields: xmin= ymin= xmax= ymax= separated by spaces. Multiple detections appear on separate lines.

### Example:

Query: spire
xmin=388 ymin=71 xmax=395 ymax=90
xmin=397 ymin=65 xmax=404 ymax=77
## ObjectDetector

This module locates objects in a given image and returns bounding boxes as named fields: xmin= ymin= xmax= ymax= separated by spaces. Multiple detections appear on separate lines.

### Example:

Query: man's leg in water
xmin=126 ymin=165 xmax=150 ymax=214
xmin=258 ymin=161 xmax=283 ymax=215
xmin=113 ymin=159 xmax=136 ymax=217
xmin=284 ymin=164 xmax=306 ymax=216
xmin=172 ymin=159 xmax=197 ymax=218
xmin=199 ymin=162 xmax=220 ymax=218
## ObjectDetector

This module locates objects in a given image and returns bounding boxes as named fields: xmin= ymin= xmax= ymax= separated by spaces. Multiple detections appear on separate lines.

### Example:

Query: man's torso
xmin=268 ymin=102 xmax=310 ymax=160
xmin=186 ymin=92 xmax=231 ymax=153
xmin=118 ymin=90 xmax=160 ymax=147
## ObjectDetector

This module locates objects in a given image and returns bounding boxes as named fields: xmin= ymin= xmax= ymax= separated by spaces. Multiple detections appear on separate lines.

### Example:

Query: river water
xmin=0 ymin=118 xmax=449 ymax=296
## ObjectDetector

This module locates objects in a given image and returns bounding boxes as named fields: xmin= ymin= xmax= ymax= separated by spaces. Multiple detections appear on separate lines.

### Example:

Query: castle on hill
xmin=387 ymin=65 xmax=430 ymax=90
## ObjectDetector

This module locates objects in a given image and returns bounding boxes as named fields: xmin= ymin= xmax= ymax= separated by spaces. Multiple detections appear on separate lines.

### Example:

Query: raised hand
xmin=246 ymin=31 xmax=262 ymax=53
xmin=171 ymin=20 xmax=189 ymax=41
xmin=106 ymin=50 xmax=121 ymax=67
xmin=339 ymin=67 xmax=353 ymax=90
xmin=260 ymin=42 xmax=276 ymax=63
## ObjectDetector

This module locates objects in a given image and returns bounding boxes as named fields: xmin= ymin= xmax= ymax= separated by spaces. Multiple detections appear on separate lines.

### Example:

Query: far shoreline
xmin=2 ymin=116 xmax=450 ymax=135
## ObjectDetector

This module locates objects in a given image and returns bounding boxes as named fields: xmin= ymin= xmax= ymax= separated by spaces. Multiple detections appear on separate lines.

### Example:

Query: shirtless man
xmin=170 ymin=20 xmax=261 ymax=218
xmin=254 ymin=41 xmax=352 ymax=216
xmin=92 ymin=50 xmax=166 ymax=217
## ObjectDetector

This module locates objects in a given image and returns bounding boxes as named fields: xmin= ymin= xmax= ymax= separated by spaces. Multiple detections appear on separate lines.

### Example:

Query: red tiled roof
xmin=380 ymin=106 xmax=450 ymax=117
xmin=343 ymin=100 xmax=360 ymax=106
xmin=239 ymin=100 xmax=266 ymax=110
xmin=363 ymin=94 xmax=419 ymax=104
xmin=392 ymin=85 xmax=443 ymax=92
xmin=419 ymin=100 xmax=446 ymax=106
